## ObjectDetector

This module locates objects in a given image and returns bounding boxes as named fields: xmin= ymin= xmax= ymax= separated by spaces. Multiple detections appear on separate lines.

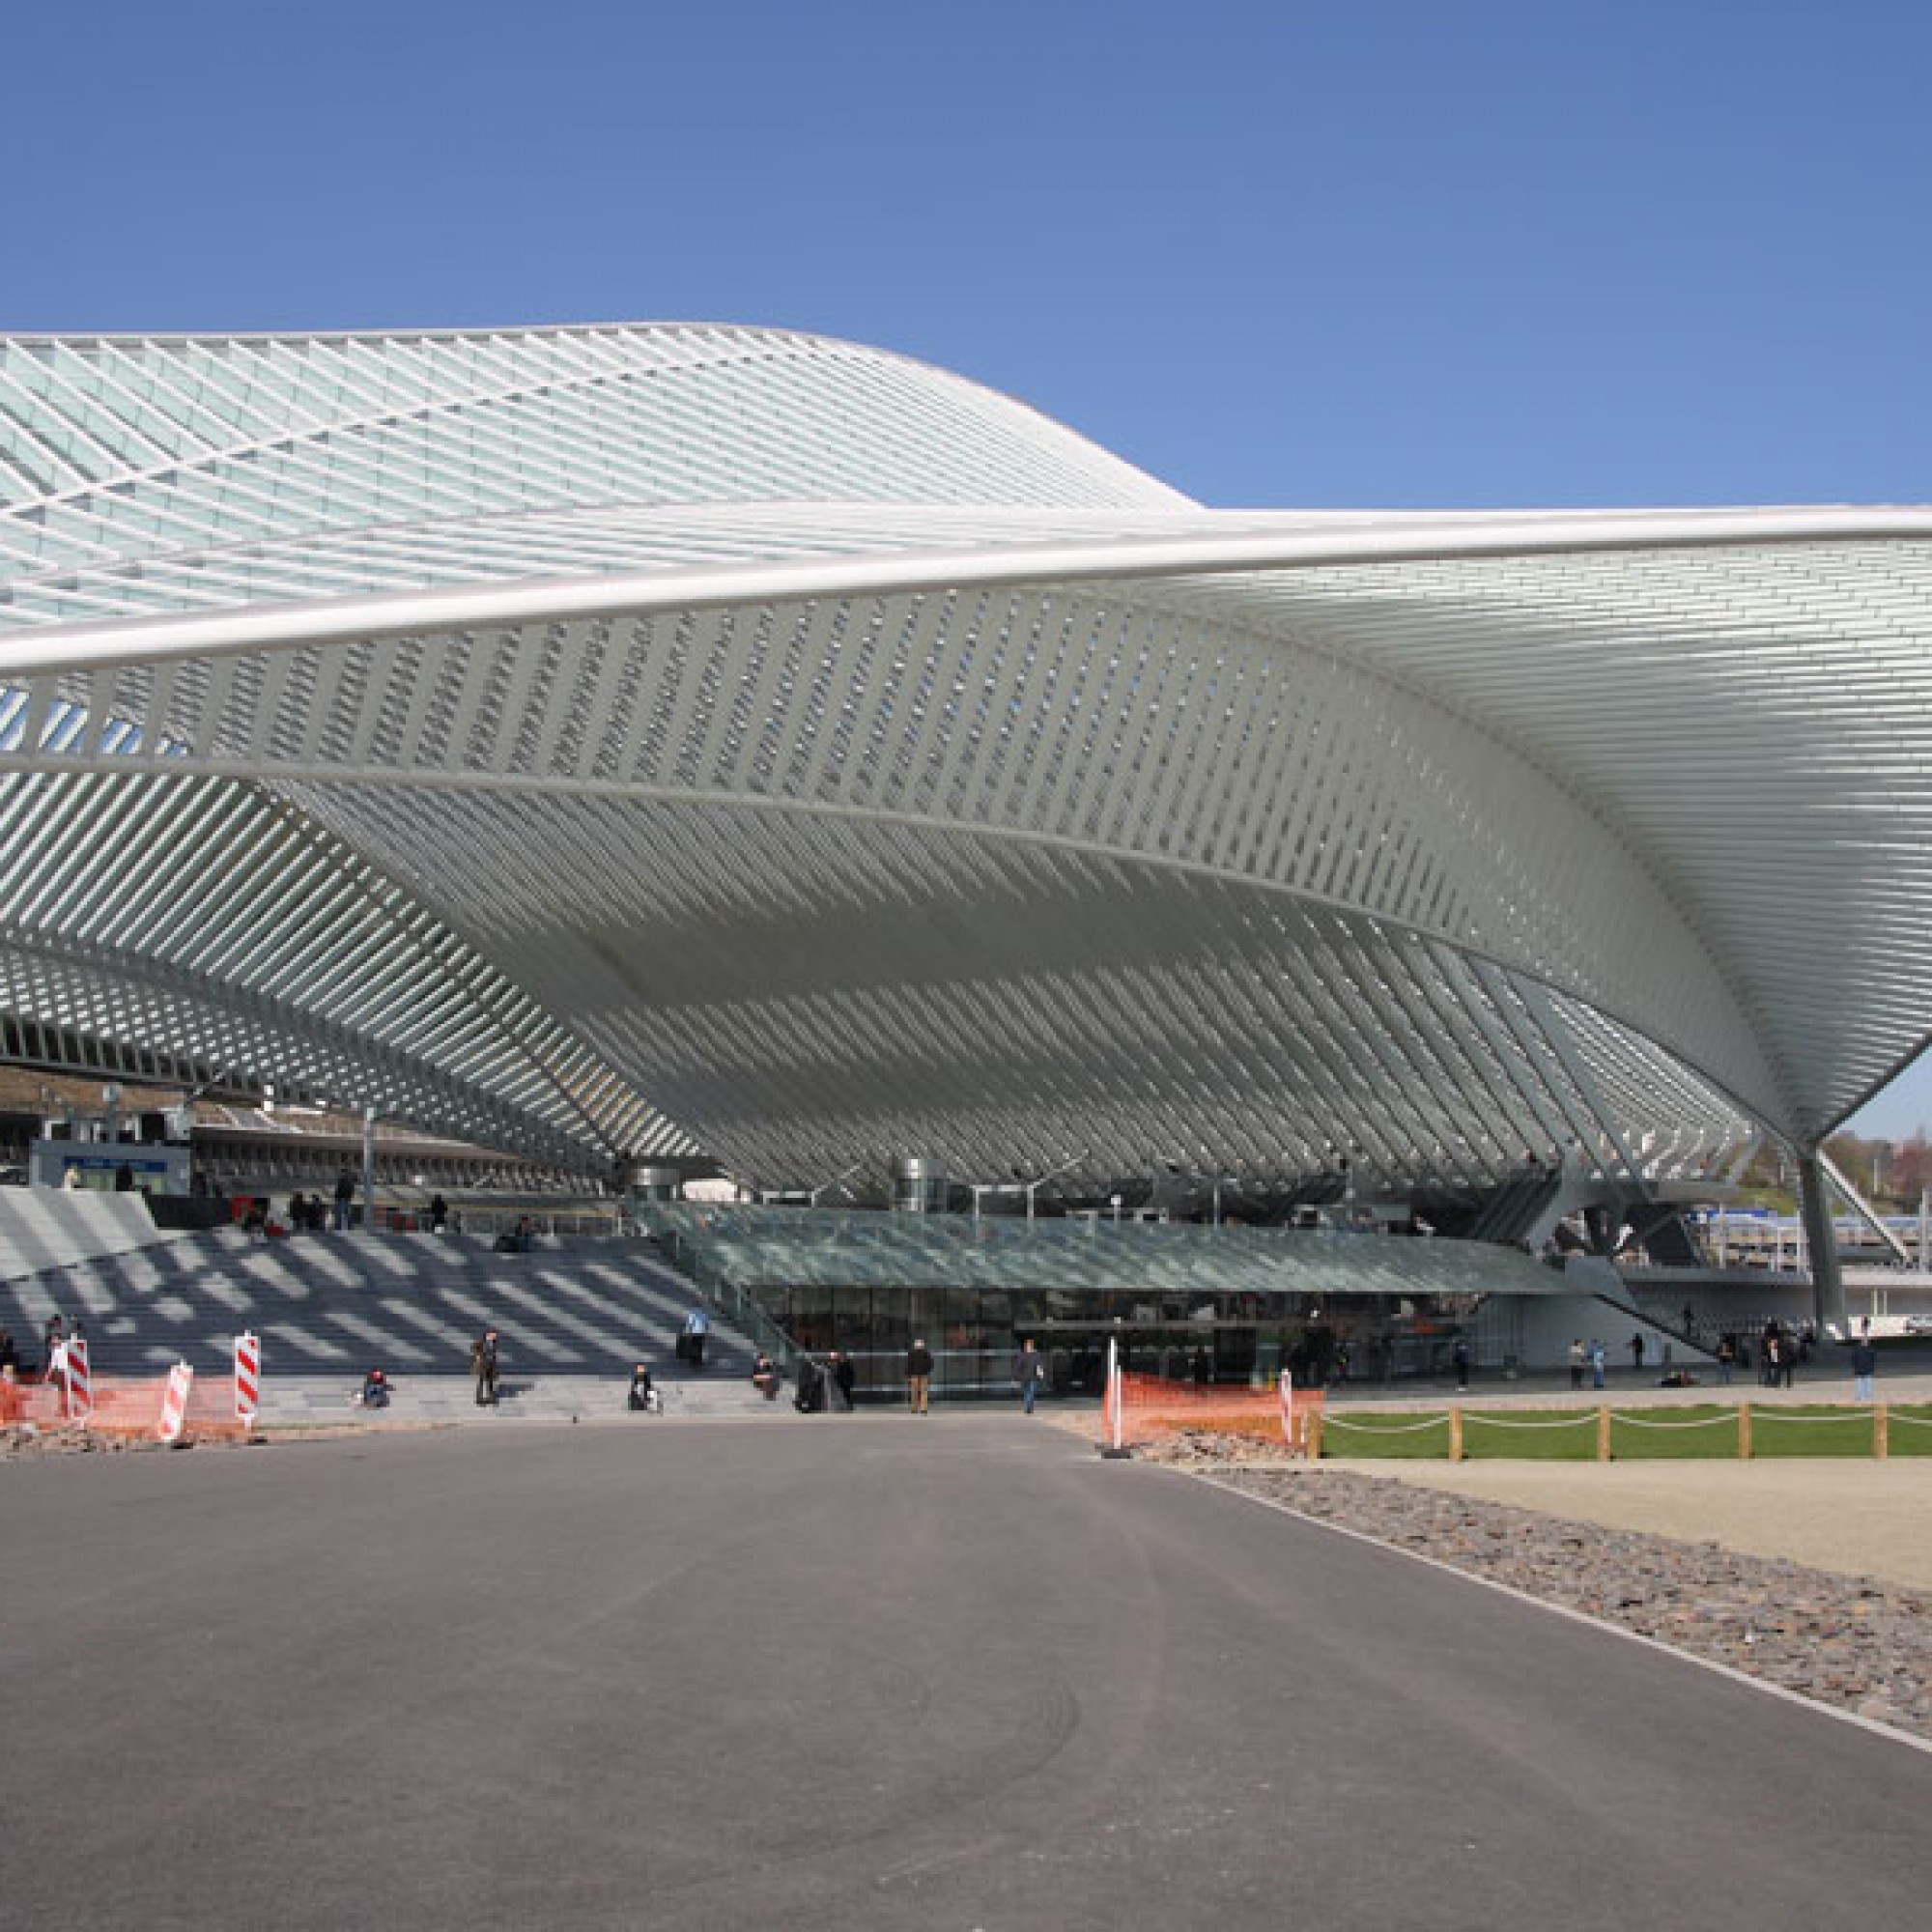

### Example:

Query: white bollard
xmin=158 ymin=1361 xmax=194 ymax=1443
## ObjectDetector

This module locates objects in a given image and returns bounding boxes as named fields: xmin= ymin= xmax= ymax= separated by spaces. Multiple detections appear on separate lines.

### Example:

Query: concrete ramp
xmin=0 ymin=1188 xmax=183 ymax=1283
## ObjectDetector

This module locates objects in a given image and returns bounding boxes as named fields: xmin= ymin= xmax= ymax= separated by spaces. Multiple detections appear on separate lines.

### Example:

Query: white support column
xmin=362 ymin=1107 xmax=378 ymax=1236
xmin=1796 ymin=1148 xmax=1848 ymax=1338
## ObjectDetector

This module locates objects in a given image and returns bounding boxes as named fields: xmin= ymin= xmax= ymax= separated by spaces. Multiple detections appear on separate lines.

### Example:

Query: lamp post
xmin=1207 ymin=1171 xmax=1240 ymax=1228
xmin=1024 ymin=1152 xmax=1088 ymax=1224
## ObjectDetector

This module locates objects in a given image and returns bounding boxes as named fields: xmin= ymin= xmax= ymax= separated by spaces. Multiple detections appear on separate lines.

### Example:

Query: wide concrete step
xmin=263 ymin=1374 xmax=791 ymax=1425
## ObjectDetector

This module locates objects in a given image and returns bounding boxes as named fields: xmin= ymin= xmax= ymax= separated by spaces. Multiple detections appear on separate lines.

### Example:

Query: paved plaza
xmin=3 ymin=1417 xmax=1929 ymax=1930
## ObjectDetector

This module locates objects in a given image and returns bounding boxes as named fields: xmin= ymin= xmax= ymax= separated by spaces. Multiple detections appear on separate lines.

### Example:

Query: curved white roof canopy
xmin=0 ymin=323 xmax=1927 ymax=1185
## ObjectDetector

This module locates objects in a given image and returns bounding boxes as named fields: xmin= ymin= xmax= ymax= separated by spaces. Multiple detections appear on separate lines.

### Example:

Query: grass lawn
xmin=1887 ymin=1405 xmax=1932 ymax=1457
xmin=1747 ymin=1404 xmax=1881 ymax=1459
xmin=1317 ymin=1409 xmax=1455 ymax=1460
xmin=1603 ymin=1405 xmax=1740 ymax=1460
xmin=1459 ymin=1409 xmax=1603 ymax=1462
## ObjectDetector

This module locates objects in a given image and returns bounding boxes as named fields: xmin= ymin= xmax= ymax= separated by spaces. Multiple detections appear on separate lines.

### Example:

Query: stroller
xmin=793 ymin=1356 xmax=827 ymax=1414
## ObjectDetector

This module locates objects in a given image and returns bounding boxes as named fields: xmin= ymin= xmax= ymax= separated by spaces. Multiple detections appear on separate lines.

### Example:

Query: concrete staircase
xmin=0 ymin=1228 xmax=774 ymax=1418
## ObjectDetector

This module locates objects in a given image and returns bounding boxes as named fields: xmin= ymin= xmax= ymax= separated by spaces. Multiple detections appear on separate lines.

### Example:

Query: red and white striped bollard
xmin=234 ymin=1331 xmax=261 ymax=1429
xmin=64 ymin=1335 xmax=93 ymax=1421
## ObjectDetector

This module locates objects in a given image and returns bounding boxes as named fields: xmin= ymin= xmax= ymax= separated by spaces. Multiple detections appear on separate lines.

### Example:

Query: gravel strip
xmin=1149 ymin=1437 xmax=1932 ymax=1743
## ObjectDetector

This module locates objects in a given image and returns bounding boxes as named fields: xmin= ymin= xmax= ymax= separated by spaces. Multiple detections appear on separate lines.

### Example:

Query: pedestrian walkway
xmin=264 ymin=1371 xmax=784 ymax=1426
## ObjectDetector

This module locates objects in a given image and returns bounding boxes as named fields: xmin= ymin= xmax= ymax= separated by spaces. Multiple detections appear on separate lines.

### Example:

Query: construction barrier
xmin=63 ymin=1336 xmax=93 ymax=1422
xmin=0 ymin=1366 xmax=258 ymax=1443
xmin=1100 ymin=1365 xmax=1327 ymax=1454
xmin=234 ymin=1332 xmax=261 ymax=1428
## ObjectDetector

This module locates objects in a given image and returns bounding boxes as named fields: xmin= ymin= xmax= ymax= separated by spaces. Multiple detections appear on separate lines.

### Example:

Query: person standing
xmin=906 ymin=1338 xmax=934 ymax=1414
xmin=1589 ymin=1339 xmax=1606 ymax=1390
xmin=1717 ymin=1333 xmax=1736 ymax=1386
xmin=1012 ymin=1337 xmax=1048 ymax=1415
xmin=332 ymin=1167 xmax=356 ymax=1233
xmin=45 ymin=1327 xmax=70 ymax=1398
xmin=1451 ymin=1336 xmax=1470 ymax=1392
xmin=1852 ymin=1324 xmax=1878 ymax=1403
xmin=1568 ymin=1338 xmax=1585 ymax=1391
xmin=829 ymin=1350 xmax=857 ymax=1412
xmin=1629 ymin=1332 xmax=1645 ymax=1376
xmin=470 ymin=1327 xmax=499 ymax=1406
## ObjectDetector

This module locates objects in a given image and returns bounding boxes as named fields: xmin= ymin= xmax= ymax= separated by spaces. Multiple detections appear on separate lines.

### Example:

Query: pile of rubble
xmin=1 ymin=1425 xmax=171 ymax=1459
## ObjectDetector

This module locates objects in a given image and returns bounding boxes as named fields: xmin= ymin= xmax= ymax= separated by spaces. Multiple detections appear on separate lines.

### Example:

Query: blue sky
xmin=9 ymin=0 xmax=1930 ymax=1135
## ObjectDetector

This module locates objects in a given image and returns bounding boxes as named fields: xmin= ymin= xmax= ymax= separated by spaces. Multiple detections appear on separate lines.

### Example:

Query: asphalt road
xmin=3 ymin=1417 xmax=1927 ymax=1930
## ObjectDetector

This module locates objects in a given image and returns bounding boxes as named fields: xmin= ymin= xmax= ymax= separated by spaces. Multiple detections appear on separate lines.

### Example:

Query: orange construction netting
xmin=1101 ymin=1371 xmax=1325 ymax=1453
xmin=0 ymin=1375 xmax=257 ymax=1441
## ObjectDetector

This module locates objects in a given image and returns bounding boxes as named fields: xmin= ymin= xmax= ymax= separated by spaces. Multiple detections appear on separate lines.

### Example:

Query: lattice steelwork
xmin=1 ymin=324 xmax=1928 ymax=1182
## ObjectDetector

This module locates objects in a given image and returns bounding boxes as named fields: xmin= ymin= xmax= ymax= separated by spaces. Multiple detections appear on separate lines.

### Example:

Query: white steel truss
xmin=0 ymin=323 xmax=1927 ymax=1184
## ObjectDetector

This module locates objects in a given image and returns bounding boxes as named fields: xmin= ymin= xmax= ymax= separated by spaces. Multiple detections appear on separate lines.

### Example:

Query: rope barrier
xmin=1609 ymin=1411 xmax=1737 ymax=1432
xmin=1747 ymin=1409 xmax=1876 ymax=1428
xmin=1321 ymin=1412 xmax=1451 ymax=1435
xmin=1461 ymin=1411 xmax=1599 ymax=1431
xmin=1885 ymin=1409 xmax=1932 ymax=1429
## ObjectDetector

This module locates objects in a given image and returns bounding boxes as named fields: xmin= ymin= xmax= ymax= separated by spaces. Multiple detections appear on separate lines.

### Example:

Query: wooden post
xmin=1738 ymin=1402 xmax=1752 ymax=1461
xmin=1449 ymin=1406 xmax=1464 ymax=1462
xmin=1307 ymin=1408 xmax=1324 ymax=1461
xmin=1875 ymin=1402 xmax=1889 ymax=1461
xmin=1598 ymin=1405 xmax=1612 ymax=1462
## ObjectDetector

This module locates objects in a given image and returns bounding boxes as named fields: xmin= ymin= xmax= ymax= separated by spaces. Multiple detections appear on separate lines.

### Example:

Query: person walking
xmin=470 ymin=1327 xmax=499 ymax=1406
xmin=1629 ymin=1332 xmax=1646 ymax=1376
xmin=1716 ymin=1333 xmax=1736 ymax=1386
xmin=332 ymin=1167 xmax=356 ymax=1232
xmin=906 ymin=1338 xmax=934 ymax=1414
xmin=1451 ymin=1335 xmax=1470 ymax=1392
xmin=1852 ymin=1324 xmax=1878 ymax=1403
xmin=681 ymin=1306 xmax=710 ymax=1368
xmin=1012 ymin=1337 xmax=1048 ymax=1415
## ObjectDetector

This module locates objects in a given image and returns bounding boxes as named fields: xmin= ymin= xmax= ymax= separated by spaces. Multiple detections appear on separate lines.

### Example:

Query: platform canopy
xmin=1 ymin=324 xmax=1928 ymax=1187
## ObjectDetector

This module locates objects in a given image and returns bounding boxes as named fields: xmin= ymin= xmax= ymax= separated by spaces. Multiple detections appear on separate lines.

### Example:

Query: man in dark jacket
xmin=1853 ymin=1326 xmax=1878 ymax=1402
xmin=829 ymin=1350 xmax=857 ymax=1412
xmin=1012 ymin=1338 xmax=1048 ymax=1414
xmin=906 ymin=1339 xmax=934 ymax=1414
xmin=471 ymin=1328 xmax=499 ymax=1406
